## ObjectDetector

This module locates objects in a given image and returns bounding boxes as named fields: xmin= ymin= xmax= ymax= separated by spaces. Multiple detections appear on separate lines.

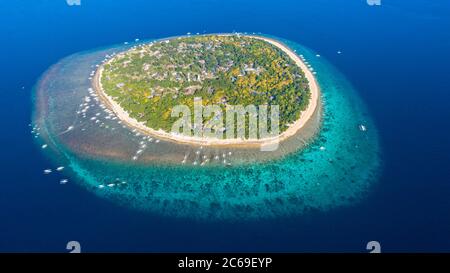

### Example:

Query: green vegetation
xmin=101 ymin=35 xmax=311 ymax=137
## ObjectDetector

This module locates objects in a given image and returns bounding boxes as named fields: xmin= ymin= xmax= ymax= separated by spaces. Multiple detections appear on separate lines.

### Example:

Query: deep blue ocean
xmin=1 ymin=0 xmax=450 ymax=252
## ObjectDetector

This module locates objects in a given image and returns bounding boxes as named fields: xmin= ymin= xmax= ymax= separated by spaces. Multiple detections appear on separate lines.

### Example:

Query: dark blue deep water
xmin=1 ymin=0 xmax=450 ymax=252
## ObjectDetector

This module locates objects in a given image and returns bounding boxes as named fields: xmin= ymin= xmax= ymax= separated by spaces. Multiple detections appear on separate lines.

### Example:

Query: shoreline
xmin=93 ymin=35 xmax=320 ymax=148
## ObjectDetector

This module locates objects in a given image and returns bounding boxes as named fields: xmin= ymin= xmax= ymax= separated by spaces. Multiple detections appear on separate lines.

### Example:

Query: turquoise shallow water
xmin=33 ymin=35 xmax=380 ymax=220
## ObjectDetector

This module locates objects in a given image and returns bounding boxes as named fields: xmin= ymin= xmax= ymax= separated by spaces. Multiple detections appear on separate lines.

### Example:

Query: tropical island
xmin=34 ymin=32 xmax=379 ymax=218
xmin=94 ymin=34 xmax=319 ymax=146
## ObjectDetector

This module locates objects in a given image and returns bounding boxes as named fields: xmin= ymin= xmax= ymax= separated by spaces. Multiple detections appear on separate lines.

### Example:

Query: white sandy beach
xmin=93 ymin=35 xmax=320 ymax=147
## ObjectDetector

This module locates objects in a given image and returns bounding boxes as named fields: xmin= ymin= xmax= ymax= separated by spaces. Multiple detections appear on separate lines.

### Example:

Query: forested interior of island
xmin=101 ymin=35 xmax=311 ymax=138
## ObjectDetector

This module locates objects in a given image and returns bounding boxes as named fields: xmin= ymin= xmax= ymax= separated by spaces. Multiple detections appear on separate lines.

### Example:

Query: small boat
xmin=60 ymin=179 xmax=68 ymax=184
xmin=43 ymin=169 xmax=52 ymax=174
xmin=359 ymin=124 xmax=367 ymax=132
xmin=41 ymin=144 xmax=48 ymax=149
xmin=320 ymin=146 xmax=326 ymax=151
xmin=98 ymin=185 xmax=105 ymax=189
xmin=56 ymin=166 xmax=64 ymax=171
xmin=107 ymin=183 xmax=115 ymax=187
